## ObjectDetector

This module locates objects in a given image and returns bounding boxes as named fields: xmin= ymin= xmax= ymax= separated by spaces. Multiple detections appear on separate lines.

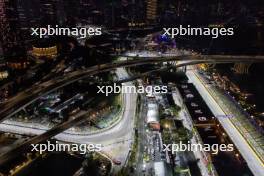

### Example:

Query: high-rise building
xmin=80 ymin=0 xmax=104 ymax=25
xmin=62 ymin=0 xmax=80 ymax=26
xmin=146 ymin=0 xmax=157 ymax=23
xmin=16 ymin=0 xmax=40 ymax=29
xmin=39 ymin=0 xmax=58 ymax=25
xmin=0 ymin=42 xmax=3 ymax=57
xmin=16 ymin=0 xmax=41 ymax=49
xmin=127 ymin=0 xmax=146 ymax=27
xmin=0 ymin=0 xmax=24 ymax=58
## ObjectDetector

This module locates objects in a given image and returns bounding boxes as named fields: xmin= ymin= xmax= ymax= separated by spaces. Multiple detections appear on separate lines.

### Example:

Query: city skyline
xmin=0 ymin=0 xmax=264 ymax=176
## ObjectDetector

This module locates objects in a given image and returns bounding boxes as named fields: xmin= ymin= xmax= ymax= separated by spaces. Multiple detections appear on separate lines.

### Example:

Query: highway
xmin=121 ymin=53 xmax=264 ymax=61
xmin=186 ymin=67 xmax=264 ymax=176
xmin=0 ymin=67 xmax=137 ymax=168
xmin=2 ymin=54 xmax=264 ymax=123
xmin=0 ymin=110 xmax=89 ymax=165
xmin=1 ymin=54 xmax=264 ymax=167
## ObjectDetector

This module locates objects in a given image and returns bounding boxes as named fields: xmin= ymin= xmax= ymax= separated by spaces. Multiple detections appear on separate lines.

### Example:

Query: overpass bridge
xmin=1 ymin=54 xmax=264 ymax=122
xmin=116 ymin=51 xmax=264 ymax=60
xmin=1 ymin=54 xmax=264 ymax=167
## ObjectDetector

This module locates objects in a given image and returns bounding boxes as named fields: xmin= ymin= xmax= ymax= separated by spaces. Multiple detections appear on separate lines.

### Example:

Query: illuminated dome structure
xmin=32 ymin=38 xmax=57 ymax=59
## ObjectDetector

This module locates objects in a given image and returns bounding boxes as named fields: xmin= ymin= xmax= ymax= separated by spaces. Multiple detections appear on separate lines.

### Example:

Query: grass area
xmin=170 ymin=104 xmax=181 ymax=116
xmin=93 ymin=94 xmax=122 ymax=128
xmin=143 ymin=152 xmax=150 ymax=163
xmin=174 ymin=166 xmax=191 ymax=176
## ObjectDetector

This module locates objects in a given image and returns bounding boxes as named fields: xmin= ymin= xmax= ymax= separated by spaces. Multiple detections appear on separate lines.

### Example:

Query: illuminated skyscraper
xmin=146 ymin=0 xmax=157 ymax=23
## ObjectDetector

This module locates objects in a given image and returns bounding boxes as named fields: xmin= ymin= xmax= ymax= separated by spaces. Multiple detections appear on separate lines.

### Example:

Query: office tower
xmin=39 ymin=0 xmax=58 ymax=25
xmin=0 ymin=0 xmax=24 ymax=57
xmin=146 ymin=0 xmax=157 ymax=23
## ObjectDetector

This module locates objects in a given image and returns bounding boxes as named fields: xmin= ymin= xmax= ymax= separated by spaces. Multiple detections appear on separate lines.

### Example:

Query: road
xmin=135 ymin=95 xmax=148 ymax=176
xmin=0 ymin=67 xmax=137 ymax=169
xmin=172 ymin=87 xmax=214 ymax=176
xmin=1 ymin=54 xmax=264 ymax=167
xmin=186 ymin=67 xmax=264 ymax=176
xmin=0 ymin=110 xmax=89 ymax=165
xmin=1 ymin=55 xmax=264 ymax=123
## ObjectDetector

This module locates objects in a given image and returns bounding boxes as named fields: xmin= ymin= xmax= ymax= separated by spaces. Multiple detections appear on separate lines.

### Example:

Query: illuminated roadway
xmin=1 ymin=54 xmax=264 ymax=167
xmin=186 ymin=67 xmax=264 ymax=176
xmin=1 ymin=54 xmax=264 ymax=123
xmin=0 ymin=67 xmax=137 ymax=166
